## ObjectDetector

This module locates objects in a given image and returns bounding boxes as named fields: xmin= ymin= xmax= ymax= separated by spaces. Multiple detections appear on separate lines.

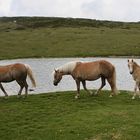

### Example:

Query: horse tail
xmin=25 ymin=64 xmax=36 ymax=87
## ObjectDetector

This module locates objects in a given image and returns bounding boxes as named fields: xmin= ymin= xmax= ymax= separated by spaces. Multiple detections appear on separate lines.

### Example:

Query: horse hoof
xmin=21 ymin=95 xmax=27 ymax=99
xmin=4 ymin=96 xmax=8 ymax=99
xmin=17 ymin=95 xmax=21 ymax=98
xmin=94 ymin=92 xmax=99 ymax=96
xmin=132 ymin=96 xmax=135 ymax=100
xmin=109 ymin=95 xmax=113 ymax=98
xmin=89 ymin=91 xmax=93 ymax=95
xmin=94 ymin=90 xmax=100 ymax=96
xmin=117 ymin=90 xmax=120 ymax=94
xmin=75 ymin=96 xmax=79 ymax=99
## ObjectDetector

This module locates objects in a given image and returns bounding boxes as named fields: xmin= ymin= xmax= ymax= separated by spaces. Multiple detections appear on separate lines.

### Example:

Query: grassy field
xmin=0 ymin=91 xmax=140 ymax=140
xmin=0 ymin=17 xmax=140 ymax=59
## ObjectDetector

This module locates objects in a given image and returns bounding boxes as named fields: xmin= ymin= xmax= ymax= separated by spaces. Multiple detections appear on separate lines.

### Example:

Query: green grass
xmin=0 ymin=17 xmax=140 ymax=59
xmin=0 ymin=90 xmax=140 ymax=140
xmin=0 ymin=27 xmax=140 ymax=59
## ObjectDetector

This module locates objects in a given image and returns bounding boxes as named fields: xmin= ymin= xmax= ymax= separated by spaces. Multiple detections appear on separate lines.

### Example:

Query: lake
xmin=0 ymin=57 xmax=136 ymax=96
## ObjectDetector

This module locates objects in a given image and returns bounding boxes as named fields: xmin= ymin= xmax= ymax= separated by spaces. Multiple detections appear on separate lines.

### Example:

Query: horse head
xmin=53 ymin=69 xmax=63 ymax=86
xmin=128 ymin=59 xmax=134 ymax=74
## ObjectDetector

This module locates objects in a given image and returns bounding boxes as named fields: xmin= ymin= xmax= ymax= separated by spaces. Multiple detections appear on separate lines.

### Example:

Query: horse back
xmin=72 ymin=60 xmax=115 ymax=80
xmin=0 ymin=63 xmax=27 ymax=82
xmin=99 ymin=60 xmax=115 ymax=77
xmin=72 ymin=61 xmax=100 ymax=80
xmin=10 ymin=63 xmax=27 ymax=77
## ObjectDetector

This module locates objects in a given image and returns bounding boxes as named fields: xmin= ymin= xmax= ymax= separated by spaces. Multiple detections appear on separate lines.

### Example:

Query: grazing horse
xmin=128 ymin=59 xmax=140 ymax=99
xmin=0 ymin=63 xmax=36 ymax=97
xmin=53 ymin=60 xmax=118 ymax=98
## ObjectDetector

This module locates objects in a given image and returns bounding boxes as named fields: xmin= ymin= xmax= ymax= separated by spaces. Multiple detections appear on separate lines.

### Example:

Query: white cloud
xmin=82 ymin=0 xmax=140 ymax=21
xmin=10 ymin=0 xmax=92 ymax=17
xmin=0 ymin=0 xmax=140 ymax=22
xmin=0 ymin=0 xmax=12 ymax=16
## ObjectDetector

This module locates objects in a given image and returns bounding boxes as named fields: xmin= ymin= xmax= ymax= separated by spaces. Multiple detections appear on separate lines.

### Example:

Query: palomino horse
xmin=128 ymin=59 xmax=140 ymax=99
xmin=0 ymin=63 xmax=36 ymax=97
xmin=53 ymin=60 xmax=118 ymax=98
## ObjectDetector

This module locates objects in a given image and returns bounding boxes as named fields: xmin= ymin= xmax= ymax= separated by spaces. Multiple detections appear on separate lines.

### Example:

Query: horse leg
xmin=17 ymin=81 xmax=24 ymax=98
xmin=0 ymin=83 xmax=8 ymax=97
xmin=24 ymin=81 xmax=28 ymax=97
xmin=132 ymin=82 xmax=138 ymax=99
xmin=107 ymin=77 xmax=117 ymax=97
xmin=138 ymin=82 xmax=140 ymax=98
xmin=95 ymin=76 xmax=106 ymax=95
xmin=75 ymin=80 xmax=80 ymax=99
xmin=82 ymin=80 xmax=92 ymax=95
xmin=17 ymin=80 xmax=28 ymax=98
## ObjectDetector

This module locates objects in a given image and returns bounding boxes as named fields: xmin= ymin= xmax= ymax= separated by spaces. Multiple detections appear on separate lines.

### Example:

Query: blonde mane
xmin=133 ymin=61 xmax=139 ymax=68
xmin=57 ymin=61 xmax=78 ymax=74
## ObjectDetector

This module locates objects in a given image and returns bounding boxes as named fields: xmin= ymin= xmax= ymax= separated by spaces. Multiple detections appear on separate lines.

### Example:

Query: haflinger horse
xmin=53 ymin=60 xmax=118 ymax=99
xmin=128 ymin=59 xmax=140 ymax=99
xmin=0 ymin=63 xmax=36 ymax=97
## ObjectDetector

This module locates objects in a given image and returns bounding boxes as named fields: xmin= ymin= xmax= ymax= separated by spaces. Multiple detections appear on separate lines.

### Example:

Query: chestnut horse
xmin=128 ymin=59 xmax=140 ymax=99
xmin=53 ymin=60 xmax=118 ymax=98
xmin=0 ymin=63 xmax=36 ymax=97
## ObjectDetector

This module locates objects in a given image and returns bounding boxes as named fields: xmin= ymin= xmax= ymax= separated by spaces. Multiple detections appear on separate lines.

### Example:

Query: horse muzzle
xmin=53 ymin=82 xmax=58 ymax=86
xmin=130 ymin=71 xmax=133 ymax=74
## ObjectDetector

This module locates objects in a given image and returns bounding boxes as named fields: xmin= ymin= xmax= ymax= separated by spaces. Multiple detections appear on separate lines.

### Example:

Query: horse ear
xmin=54 ymin=69 xmax=58 ymax=73
xmin=128 ymin=59 xmax=129 ymax=62
xmin=132 ymin=59 xmax=133 ymax=62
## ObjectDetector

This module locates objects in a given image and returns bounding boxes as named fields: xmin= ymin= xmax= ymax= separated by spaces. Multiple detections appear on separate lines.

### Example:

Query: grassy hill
xmin=0 ymin=91 xmax=140 ymax=140
xmin=0 ymin=17 xmax=140 ymax=59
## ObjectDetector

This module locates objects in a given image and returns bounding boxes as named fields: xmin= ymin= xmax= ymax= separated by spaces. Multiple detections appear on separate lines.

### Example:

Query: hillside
xmin=0 ymin=17 xmax=140 ymax=59
xmin=1 ymin=17 xmax=140 ymax=29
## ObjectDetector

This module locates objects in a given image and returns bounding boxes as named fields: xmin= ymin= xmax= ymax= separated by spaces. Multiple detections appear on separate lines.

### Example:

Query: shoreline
xmin=0 ymin=55 xmax=140 ymax=61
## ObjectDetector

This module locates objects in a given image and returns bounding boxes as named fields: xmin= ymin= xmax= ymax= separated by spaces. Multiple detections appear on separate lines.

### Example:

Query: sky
xmin=0 ymin=0 xmax=140 ymax=22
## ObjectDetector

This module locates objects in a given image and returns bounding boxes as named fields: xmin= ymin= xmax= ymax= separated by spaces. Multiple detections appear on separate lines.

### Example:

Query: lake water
xmin=0 ymin=57 xmax=137 ymax=96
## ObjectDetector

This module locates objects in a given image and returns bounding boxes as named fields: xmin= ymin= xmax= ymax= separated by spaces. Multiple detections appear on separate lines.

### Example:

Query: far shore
xmin=0 ymin=55 xmax=140 ymax=61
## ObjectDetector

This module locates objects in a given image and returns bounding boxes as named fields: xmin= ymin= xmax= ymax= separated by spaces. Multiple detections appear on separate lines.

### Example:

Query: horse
xmin=128 ymin=59 xmax=140 ymax=99
xmin=53 ymin=60 xmax=118 ymax=98
xmin=0 ymin=63 xmax=36 ymax=97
